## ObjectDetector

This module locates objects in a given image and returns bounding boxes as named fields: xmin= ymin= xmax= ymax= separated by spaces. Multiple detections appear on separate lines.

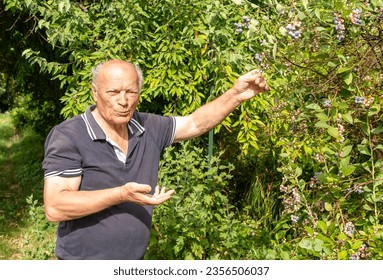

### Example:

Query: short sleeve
xmin=42 ymin=126 xmax=83 ymax=178
xmin=140 ymin=114 xmax=175 ymax=151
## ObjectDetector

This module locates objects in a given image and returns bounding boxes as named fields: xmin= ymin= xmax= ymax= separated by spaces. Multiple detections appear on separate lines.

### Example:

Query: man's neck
xmin=91 ymin=109 xmax=129 ymax=153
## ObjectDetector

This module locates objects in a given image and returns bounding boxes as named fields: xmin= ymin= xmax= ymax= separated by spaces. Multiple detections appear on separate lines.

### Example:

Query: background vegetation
xmin=1 ymin=0 xmax=383 ymax=259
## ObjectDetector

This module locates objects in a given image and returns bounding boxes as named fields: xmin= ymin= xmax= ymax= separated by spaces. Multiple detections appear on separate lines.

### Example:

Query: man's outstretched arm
xmin=173 ymin=69 xmax=269 ymax=142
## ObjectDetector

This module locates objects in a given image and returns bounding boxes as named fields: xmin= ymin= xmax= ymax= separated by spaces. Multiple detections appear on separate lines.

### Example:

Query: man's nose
xmin=118 ymin=91 xmax=128 ymax=105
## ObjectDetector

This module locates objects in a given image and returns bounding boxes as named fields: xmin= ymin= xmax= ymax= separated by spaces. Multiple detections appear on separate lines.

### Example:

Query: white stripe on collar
xmin=81 ymin=113 xmax=97 ymax=140
xmin=129 ymin=118 xmax=145 ymax=135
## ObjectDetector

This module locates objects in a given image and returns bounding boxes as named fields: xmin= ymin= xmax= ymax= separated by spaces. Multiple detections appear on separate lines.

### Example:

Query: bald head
xmin=92 ymin=60 xmax=144 ymax=93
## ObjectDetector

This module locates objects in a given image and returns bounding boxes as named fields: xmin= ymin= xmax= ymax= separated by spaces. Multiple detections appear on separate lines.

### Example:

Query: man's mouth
xmin=117 ymin=111 xmax=130 ymax=116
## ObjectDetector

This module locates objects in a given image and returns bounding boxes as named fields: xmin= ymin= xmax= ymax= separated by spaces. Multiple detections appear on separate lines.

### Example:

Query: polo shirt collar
xmin=81 ymin=105 xmax=145 ymax=141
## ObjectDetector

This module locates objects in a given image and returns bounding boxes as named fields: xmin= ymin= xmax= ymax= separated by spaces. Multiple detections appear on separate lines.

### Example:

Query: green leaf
xmin=344 ymin=73 xmax=353 ymax=85
xmin=295 ymin=167 xmax=302 ymax=177
xmin=361 ymin=123 xmax=370 ymax=136
xmin=357 ymin=145 xmax=371 ymax=156
xmin=352 ymin=240 xmax=364 ymax=250
xmin=363 ymin=204 xmax=373 ymax=211
xmin=327 ymin=127 xmax=339 ymax=138
xmin=371 ymin=127 xmax=383 ymax=134
xmin=279 ymin=26 xmax=287 ymax=36
xmin=304 ymin=226 xmax=314 ymax=235
xmin=337 ymin=67 xmax=350 ymax=73
xmin=305 ymin=103 xmax=321 ymax=110
xmin=338 ymin=251 xmax=348 ymax=260
xmin=313 ymin=238 xmax=324 ymax=252
xmin=341 ymin=165 xmax=356 ymax=176
xmin=317 ymin=221 xmax=327 ymax=234
xmin=299 ymin=239 xmax=313 ymax=250
xmin=342 ymin=112 xmax=354 ymax=124
xmin=338 ymin=232 xmax=348 ymax=240
xmin=315 ymin=121 xmax=329 ymax=128
xmin=280 ymin=251 xmax=290 ymax=260
xmin=369 ymin=105 xmax=380 ymax=116
xmin=324 ymin=202 xmax=333 ymax=211
xmin=341 ymin=145 xmax=353 ymax=157
xmin=316 ymin=112 xmax=329 ymax=121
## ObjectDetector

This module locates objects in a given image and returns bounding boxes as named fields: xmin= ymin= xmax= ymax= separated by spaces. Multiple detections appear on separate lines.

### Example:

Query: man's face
xmin=92 ymin=62 xmax=140 ymax=127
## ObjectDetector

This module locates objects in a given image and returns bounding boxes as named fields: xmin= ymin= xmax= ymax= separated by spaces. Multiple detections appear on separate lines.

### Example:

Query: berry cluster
xmin=336 ymin=113 xmax=345 ymax=142
xmin=344 ymin=221 xmax=355 ymax=237
xmin=354 ymin=96 xmax=365 ymax=104
xmin=309 ymin=172 xmax=322 ymax=188
xmin=254 ymin=53 xmax=262 ymax=63
xmin=349 ymin=8 xmax=362 ymax=25
xmin=290 ymin=214 xmax=299 ymax=223
xmin=315 ymin=154 xmax=325 ymax=163
xmin=234 ymin=16 xmax=251 ymax=33
xmin=345 ymin=184 xmax=364 ymax=195
xmin=333 ymin=13 xmax=346 ymax=41
xmin=349 ymin=244 xmax=370 ymax=260
xmin=349 ymin=253 xmax=359 ymax=260
xmin=253 ymin=52 xmax=270 ymax=70
xmin=323 ymin=99 xmax=331 ymax=108
xmin=285 ymin=21 xmax=302 ymax=39
xmin=355 ymin=95 xmax=373 ymax=107
xmin=280 ymin=184 xmax=301 ymax=214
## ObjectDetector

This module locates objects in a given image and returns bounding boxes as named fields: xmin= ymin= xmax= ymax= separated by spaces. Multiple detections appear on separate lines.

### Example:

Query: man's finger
xmin=130 ymin=183 xmax=151 ymax=194
xmin=154 ymin=185 xmax=160 ymax=195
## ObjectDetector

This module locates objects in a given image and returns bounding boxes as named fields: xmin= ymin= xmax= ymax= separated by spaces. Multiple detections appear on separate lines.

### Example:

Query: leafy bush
xmin=147 ymin=143 xmax=265 ymax=259
xmin=10 ymin=129 xmax=56 ymax=259
xmin=22 ymin=195 xmax=56 ymax=260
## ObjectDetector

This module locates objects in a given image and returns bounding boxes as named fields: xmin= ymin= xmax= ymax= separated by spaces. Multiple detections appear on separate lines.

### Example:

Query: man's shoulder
xmin=49 ymin=114 xmax=85 ymax=137
xmin=56 ymin=115 xmax=84 ymax=130
xmin=133 ymin=112 xmax=174 ymax=124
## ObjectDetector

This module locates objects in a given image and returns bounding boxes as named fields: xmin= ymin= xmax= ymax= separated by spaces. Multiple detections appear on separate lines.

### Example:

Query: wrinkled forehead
xmin=98 ymin=62 xmax=139 ymax=88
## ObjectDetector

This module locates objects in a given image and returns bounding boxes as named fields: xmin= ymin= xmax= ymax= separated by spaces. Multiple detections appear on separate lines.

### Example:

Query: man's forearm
xmin=193 ymin=87 xmax=242 ymax=130
xmin=44 ymin=186 xmax=122 ymax=222
xmin=174 ymin=88 xmax=242 ymax=142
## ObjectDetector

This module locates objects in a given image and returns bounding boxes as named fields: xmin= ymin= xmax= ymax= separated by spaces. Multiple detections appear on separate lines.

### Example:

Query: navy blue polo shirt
xmin=42 ymin=105 xmax=176 ymax=259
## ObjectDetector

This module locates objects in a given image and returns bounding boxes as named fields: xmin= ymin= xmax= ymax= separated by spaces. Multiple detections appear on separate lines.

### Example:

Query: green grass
xmin=0 ymin=113 xmax=55 ymax=259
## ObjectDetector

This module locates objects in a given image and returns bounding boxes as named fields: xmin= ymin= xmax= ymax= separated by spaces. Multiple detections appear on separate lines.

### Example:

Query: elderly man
xmin=42 ymin=59 xmax=269 ymax=259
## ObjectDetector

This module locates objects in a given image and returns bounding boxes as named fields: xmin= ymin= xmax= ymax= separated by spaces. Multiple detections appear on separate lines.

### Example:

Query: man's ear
xmin=91 ymin=83 xmax=98 ymax=102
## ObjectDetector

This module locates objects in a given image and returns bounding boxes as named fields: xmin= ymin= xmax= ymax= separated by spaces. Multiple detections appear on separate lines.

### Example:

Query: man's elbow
xmin=44 ymin=205 xmax=63 ymax=222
